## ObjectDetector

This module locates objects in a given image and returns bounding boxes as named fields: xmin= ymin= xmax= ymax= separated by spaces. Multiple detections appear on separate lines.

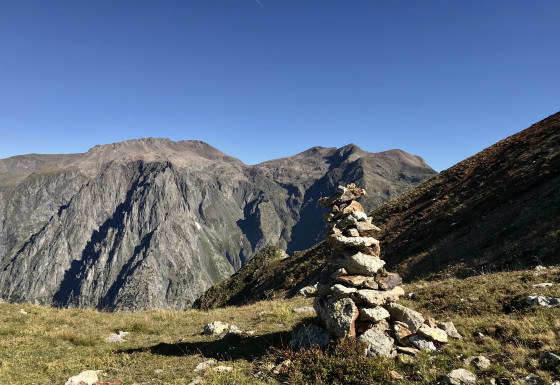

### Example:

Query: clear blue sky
xmin=1 ymin=1 xmax=558 ymax=171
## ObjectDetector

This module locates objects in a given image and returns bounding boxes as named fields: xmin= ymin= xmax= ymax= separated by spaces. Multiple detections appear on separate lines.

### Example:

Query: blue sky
xmin=1 ymin=1 xmax=558 ymax=171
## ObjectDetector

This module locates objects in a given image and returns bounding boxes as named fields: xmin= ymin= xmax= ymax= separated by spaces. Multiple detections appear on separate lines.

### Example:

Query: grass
xmin=0 ymin=267 xmax=559 ymax=384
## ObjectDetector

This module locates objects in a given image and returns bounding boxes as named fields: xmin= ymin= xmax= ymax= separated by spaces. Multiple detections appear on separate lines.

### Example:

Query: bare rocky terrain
xmin=0 ymin=139 xmax=435 ymax=310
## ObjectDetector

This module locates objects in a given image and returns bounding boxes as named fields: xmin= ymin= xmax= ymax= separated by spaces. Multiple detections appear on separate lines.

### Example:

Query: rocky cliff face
xmin=0 ymin=138 xmax=435 ymax=310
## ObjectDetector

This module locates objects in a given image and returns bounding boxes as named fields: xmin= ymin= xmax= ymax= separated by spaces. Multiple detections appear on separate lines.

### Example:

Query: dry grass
xmin=1 ymin=267 xmax=559 ymax=384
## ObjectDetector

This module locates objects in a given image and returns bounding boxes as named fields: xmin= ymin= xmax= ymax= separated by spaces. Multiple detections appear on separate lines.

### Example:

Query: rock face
xmin=0 ymin=139 xmax=435 ymax=311
xmin=307 ymin=184 xmax=455 ymax=357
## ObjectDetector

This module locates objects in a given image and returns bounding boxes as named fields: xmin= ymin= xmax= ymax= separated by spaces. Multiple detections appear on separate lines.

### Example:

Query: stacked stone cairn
xmin=304 ymin=183 xmax=460 ymax=358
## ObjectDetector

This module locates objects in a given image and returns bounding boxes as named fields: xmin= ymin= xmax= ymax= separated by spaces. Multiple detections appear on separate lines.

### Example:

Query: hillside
xmin=0 ymin=139 xmax=435 ymax=311
xmin=1 ymin=267 xmax=559 ymax=385
xmin=370 ymin=111 xmax=560 ymax=280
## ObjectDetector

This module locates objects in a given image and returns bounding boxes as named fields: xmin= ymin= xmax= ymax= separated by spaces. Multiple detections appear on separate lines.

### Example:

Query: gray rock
xmin=526 ymin=294 xmax=560 ymax=307
xmin=385 ymin=303 xmax=425 ymax=332
xmin=188 ymin=377 xmax=204 ymax=385
xmin=522 ymin=374 xmax=545 ymax=385
xmin=335 ymin=274 xmax=378 ymax=289
xmin=330 ymin=284 xmax=358 ymax=298
xmin=408 ymin=335 xmax=436 ymax=351
xmin=532 ymin=283 xmax=554 ymax=288
xmin=298 ymin=284 xmax=318 ymax=298
xmin=539 ymin=351 xmax=560 ymax=368
xmin=337 ymin=251 xmax=385 ymax=275
xmin=194 ymin=359 xmax=216 ymax=372
xmin=356 ymin=287 xmax=404 ymax=306
xmin=465 ymin=355 xmax=491 ymax=369
xmin=106 ymin=331 xmax=129 ymax=342
xmin=326 ymin=234 xmax=380 ymax=256
xmin=442 ymin=368 xmax=476 ymax=385
xmin=436 ymin=321 xmax=463 ymax=339
xmin=359 ymin=306 xmax=390 ymax=322
xmin=358 ymin=328 xmax=396 ymax=358
xmin=64 ymin=370 xmax=103 ymax=385
xmin=292 ymin=306 xmax=315 ymax=314
xmin=213 ymin=366 xmax=233 ymax=373
xmin=290 ymin=324 xmax=330 ymax=350
xmin=375 ymin=272 xmax=403 ymax=290
xmin=417 ymin=324 xmax=448 ymax=343
xmin=203 ymin=321 xmax=229 ymax=335
xmin=314 ymin=295 xmax=359 ymax=338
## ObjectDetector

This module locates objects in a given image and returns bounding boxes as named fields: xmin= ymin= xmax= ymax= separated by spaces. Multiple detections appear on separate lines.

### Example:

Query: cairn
xmin=302 ymin=183 xmax=460 ymax=357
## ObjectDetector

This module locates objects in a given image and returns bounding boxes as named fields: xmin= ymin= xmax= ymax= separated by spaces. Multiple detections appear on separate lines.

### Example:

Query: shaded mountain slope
xmin=370 ymin=111 xmax=560 ymax=280
xmin=0 ymin=139 xmax=434 ymax=310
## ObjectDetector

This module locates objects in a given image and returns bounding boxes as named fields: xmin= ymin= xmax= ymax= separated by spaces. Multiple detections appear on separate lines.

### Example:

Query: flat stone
xmin=358 ymin=328 xmax=396 ymax=358
xmin=357 ymin=287 xmax=404 ymax=306
xmin=345 ymin=228 xmax=360 ymax=237
xmin=385 ymin=303 xmax=424 ymax=332
xmin=436 ymin=321 xmax=463 ymax=339
xmin=341 ymin=200 xmax=365 ymax=214
xmin=318 ymin=184 xmax=365 ymax=208
xmin=355 ymin=221 xmax=381 ymax=237
xmin=290 ymin=324 xmax=330 ymax=350
xmin=314 ymin=295 xmax=359 ymax=338
xmin=359 ymin=306 xmax=390 ymax=322
xmin=194 ymin=359 xmax=216 ymax=372
xmin=393 ymin=321 xmax=413 ymax=346
xmin=375 ymin=272 xmax=403 ymax=290
xmin=532 ymin=283 xmax=554 ymax=288
xmin=465 ymin=355 xmax=491 ymax=369
xmin=335 ymin=275 xmax=378 ymax=289
xmin=327 ymin=233 xmax=380 ymax=256
xmin=526 ymin=294 xmax=560 ymax=307
xmin=442 ymin=368 xmax=476 ymax=385
xmin=396 ymin=345 xmax=420 ymax=356
xmin=417 ymin=324 xmax=448 ymax=343
xmin=293 ymin=306 xmax=315 ymax=314
xmin=409 ymin=335 xmax=436 ymax=351
xmin=213 ymin=366 xmax=233 ymax=373
xmin=338 ymin=251 xmax=385 ymax=275
xmin=330 ymin=284 xmax=358 ymax=298
xmin=65 ymin=370 xmax=103 ymax=385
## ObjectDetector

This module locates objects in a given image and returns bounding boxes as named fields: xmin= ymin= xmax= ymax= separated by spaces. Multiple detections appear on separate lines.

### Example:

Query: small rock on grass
xmin=203 ymin=321 xmax=230 ymax=335
xmin=188 ymin=377 xmax=204 ymax=385
xmin=19 ymin=309 xmax=27 ymax=315
xmin=408 ymin=335 xmax=436 ymax=351
xmin=464 ymin=355 xmax=491 ymax=369
xmin=194 ymin=359 xmax=217 ymax=372
xmin=437 ymin=321 xmax=463 ymax=339
xmin=213 ymin=365 xmax=233 ymax=373
xmin=292 ymin=306 xmax=315 ymax=313
xmin=442 ymin=368 xmax=476 ymax=385
xmin=526 ymin=294 xmax=560 ymax=307
xmin=106 ymin=331 xmax=129 ymax=343
xmin=64 ymin=370 xmax=103 ymax=385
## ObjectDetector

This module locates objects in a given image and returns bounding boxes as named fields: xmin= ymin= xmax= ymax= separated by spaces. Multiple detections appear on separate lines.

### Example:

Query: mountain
xmin=194 ymin=111 xmax=560 ymax=309
xmin=0 ymin=139 xmax=435 ymax=311
xmin=371 ymin=111 xmax=560 ymax=280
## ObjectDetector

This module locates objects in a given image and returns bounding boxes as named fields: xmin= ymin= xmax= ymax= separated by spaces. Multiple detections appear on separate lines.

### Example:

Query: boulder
xmin=335 ymin=275 xmax=378 ymax=289
xmin=357 ymin=287 xmax=404 ymax=306
xmin=436 ymin=321 xmax=463 ymax=339
xmin=313 ymin=296 xmax=359 ymax=338
xmin=385 ymin=303 xmax=424 ymax=332
xmin=358 ymin=328 xmax=396 ymax=358
xmin=290 ymin=324 xmax=330 ymax=350
xmin=203 ymin=321 xmax=230 ymax=335
xmin=442 ymin=368 xmax=477 ymax=385
xmin=359 ymin=306 xmax=390 ymax=322
xmin=338 ymin=251 xmax=385 ymax=275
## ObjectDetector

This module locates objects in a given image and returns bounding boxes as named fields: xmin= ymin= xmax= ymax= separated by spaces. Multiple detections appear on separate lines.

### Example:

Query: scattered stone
xmin=203 ymin=321 xmax=230 ymax=335
xmin=313 ymin=296 xmax=359 ymax=338
xmin=298 ymin=284 xmax=318 ymax=298
xmin=194 ymin=359 xmax=216 ymax=372
xmin=359 ymin=306 xmax=390 ymax=322
xmin=292 ymin=306 xmax=315 ymax=314
xmin=338 ymin=251 xmax=385 ymax=275
xmin=526 ymin=294 xmax=560 ymax=307
xmin=19 ymin=309 xmax=27 ymax=315
xmin=465 ymin=355 xmax=491 ymax=369
xmin=534 ymin=265 xmax=546 ymax=271
xmin=539 ymin=351 xmax=560 ymax=368
xmin=212 ymin=365 xmax=233 ymax=373
xmin=375 ymin=272 xmax=403 ymax=290
xmin=290 ymin=324 xmax=330 ymax=350
xmin=437 ymin=321 xmax=463 ymax=339
xmin=335 ymin=275 xmax=378 ymax=289
xmin=154 ymin=369 xmax=163 ymax=374
xmin=408 ymin=335 xmax=437 ymax=351
xmin=442 ymin=368 xmax=477 ymax=385
xmin=532 ymin=283 xmax=554 ymax=288
xmin=358 ymin=328 xmax=396 ymax=358
xmin=106 ymin=331 xmax=129 ymax=343
xmin=64 ymin=370 xmax=103 ymax=385
xmin=417 ymin=324 xmax=448 ymax=343
xmin=386 ymin=303 xmax=425 ymax=332
xmin=188 ymin=377 xmax=204 ymax=385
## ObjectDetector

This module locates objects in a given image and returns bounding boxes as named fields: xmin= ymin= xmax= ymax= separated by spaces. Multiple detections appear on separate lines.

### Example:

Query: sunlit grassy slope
xmin=1 ymin=267 xmax=559 ymax=384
